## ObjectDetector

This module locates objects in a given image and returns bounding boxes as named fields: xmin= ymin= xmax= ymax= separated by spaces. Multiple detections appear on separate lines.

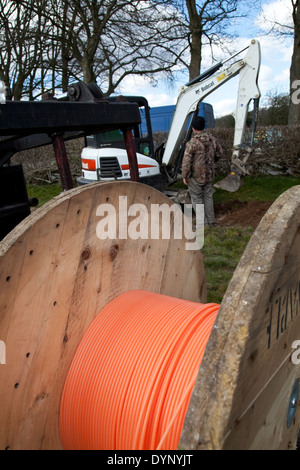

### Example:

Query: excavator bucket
xmin=214 ymin=172 xmax=243 ymax=193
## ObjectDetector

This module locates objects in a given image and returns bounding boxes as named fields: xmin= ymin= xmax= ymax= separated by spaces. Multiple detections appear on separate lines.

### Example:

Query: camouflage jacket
xmin=182 ymin=131 xmax=223 ymax=184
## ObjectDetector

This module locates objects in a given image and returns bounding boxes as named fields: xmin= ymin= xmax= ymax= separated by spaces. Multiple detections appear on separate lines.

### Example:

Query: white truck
xmin=77 ymin=95 xmax=163 ymax=189
xmin=77 ymin=39 xmax=261 ymax=193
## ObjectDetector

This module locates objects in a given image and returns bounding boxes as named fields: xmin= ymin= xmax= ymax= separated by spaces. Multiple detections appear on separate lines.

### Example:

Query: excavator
xmin=158 ymin=38 xmax=261 ymax=192
xmin=78 ymin=38 xmax=261 ymax=193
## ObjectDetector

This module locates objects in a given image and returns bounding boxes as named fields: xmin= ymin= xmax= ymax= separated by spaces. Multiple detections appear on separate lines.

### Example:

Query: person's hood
xmin=193 ymin=131 xmax=211 ymax=146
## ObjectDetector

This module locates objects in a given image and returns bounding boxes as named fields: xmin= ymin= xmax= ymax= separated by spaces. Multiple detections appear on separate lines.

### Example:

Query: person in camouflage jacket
xmin=182 ymin=116 xmax=223 ymax=227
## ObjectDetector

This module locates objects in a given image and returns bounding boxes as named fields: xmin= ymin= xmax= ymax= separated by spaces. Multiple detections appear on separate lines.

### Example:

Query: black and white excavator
xmin=78 ymin=39 xmax=261 ymax=193
xmin=160 ymin=38 xmax=261 ymax=192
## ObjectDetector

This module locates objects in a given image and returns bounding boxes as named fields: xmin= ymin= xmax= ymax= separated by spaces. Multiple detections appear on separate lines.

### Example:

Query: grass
xmin=28 ymin=175 xmax=300 ymax=208
xmin=27 ymin=183 xmax=62 ymax=206
xmin=172 ymin=174 xmax=300 ymax=203
xmin=202 ymin=175 xmax=300 ymax=303
xmin=26 ymin=175 xmax=300 ymax=304
xmin=202 ymin=225 xmax=253 ymax=304
xmin=213 ymin=175 xmax=300 ymax=204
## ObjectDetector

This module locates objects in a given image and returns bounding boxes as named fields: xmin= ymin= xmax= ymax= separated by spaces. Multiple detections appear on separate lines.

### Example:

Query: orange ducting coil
xmin=59 ymin=290 xmax=219 ymax=450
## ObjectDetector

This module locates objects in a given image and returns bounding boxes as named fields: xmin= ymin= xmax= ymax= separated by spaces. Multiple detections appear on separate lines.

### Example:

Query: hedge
xmin=11 ymin=125 xmax=300 ymax=185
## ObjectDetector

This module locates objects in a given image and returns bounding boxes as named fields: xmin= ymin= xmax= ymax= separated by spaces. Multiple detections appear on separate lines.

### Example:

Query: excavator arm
xmin=160 ymin=39 xmax=261 ymax=192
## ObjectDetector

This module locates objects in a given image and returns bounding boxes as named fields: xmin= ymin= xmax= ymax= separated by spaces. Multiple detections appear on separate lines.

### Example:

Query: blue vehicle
xmin=141 ymin=102 xmax=215 ymax=134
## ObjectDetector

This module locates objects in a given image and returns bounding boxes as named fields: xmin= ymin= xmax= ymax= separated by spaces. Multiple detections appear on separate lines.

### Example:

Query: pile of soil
xmin=215 ymin=200 xmax=273 ymax=229
xmin=170 ymin=189 xmax=272 ymax=229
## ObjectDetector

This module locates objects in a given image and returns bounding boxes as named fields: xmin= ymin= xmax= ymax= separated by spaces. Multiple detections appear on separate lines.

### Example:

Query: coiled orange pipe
xmin=59 ymin=290 xmax=219 ymax=450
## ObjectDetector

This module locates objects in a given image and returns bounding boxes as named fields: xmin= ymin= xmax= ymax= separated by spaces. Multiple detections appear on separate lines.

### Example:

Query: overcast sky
xmin=118 ymin=0 xmax=294 ymax=118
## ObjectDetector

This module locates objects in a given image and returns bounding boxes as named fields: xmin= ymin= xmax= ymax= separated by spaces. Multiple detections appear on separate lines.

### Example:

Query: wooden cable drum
xmin=0 ymin=181 xmax=206 ymax=450
xmin=0 ymin=181 xmax=300 ymax=450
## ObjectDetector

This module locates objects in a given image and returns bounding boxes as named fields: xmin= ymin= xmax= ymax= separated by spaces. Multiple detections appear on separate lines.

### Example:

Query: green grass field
xmin=27 ymin=182 xmax=63 ymax=206
xmin=213 ymin=174 xmax=300 ymax=204
xmin=202 ymin=225 xmax=253 ymax=303
xmin=204 ymin=175 xmax=300 ymax=303
xmin=27 ymin=175 xmax=300 ymax=208
xmin=27 ymin=175 xmax=300 ymax=304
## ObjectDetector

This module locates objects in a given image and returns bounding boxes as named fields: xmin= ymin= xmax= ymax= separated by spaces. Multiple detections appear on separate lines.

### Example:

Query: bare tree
xmin=48 ymin=0 xmax=186 ymax=96
xmin=3 ymin=0 xmax=255 ymax=100
xmin=289 ymin=1 xmax=300 ymax=124
xmin=256 ymin=0 xmax=300 ymax=125
xmin=94 ymin=1 xmax=187 ymax=95
xmin=6 ymin=0 xmax=186 ymax=98
xmin=168 ymin=0 xmax=257 ymax=82
xmin=0 ymin=0 xmax=54 ymax=99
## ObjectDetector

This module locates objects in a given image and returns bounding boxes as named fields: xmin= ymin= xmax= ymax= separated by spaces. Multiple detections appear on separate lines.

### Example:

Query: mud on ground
xmin=214 ymin=200 xmax=272 ymax=229
xmin=172 ymin=189 xmax=272 ymax=230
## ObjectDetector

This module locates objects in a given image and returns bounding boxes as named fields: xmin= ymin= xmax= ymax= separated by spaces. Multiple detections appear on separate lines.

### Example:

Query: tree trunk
xmin=61 ymin=47 xmax=70 ymax=92
xmin=61 ymin=2 xmax=70 ymax=93
xmin=13 ymin=79 xmax=24 ymax=101
xmin=82 ymin=56 xmax=97 ymax=84
xmin=189 ymin=29 xmax=202 ymax=80
xmin=289 ymin=1 xmax=300 ymax=125
xmin=186 ymin=0 xmax=203 ymax=81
